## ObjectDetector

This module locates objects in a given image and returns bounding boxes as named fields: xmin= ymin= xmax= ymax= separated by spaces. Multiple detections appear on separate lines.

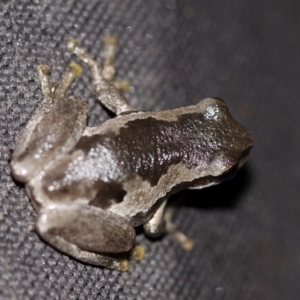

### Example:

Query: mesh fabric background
xmin=0 ymin=0 xmax=299 ymax=299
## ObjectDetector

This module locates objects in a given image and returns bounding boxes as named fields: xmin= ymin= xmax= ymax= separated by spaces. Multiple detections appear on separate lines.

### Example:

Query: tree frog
xmin=11 ymin=37 xmax=253 ymax=271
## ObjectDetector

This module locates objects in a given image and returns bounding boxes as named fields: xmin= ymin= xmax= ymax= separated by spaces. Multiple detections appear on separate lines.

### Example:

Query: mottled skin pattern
xmin=38 ymin=100 xmax=252 ymax=225
xmin=11 ymin=38 xmax=253 ymax=271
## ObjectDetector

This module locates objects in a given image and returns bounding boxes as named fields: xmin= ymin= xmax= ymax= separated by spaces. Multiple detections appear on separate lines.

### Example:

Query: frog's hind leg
xmin=67 ymin=38 xmax=136 ymax=115
xmin=36 ymin=204 xmax=137 ymax=271
xmin=11 ymin=63 xmax=87 ymax=183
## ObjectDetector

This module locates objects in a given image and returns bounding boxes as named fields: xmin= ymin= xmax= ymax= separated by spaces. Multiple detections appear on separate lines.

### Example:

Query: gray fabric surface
xmin=0 ymin=0 xmax=299 ymax=299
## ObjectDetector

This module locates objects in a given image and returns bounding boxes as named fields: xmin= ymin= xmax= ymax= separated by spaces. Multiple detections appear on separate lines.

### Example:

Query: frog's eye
xmin=221 ymin=165 xmax=238 ymax=181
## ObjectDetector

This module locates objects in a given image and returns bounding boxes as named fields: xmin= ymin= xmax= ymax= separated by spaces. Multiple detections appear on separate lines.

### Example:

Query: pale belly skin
xmin=11 ymin=37 xmax=253 ymax=271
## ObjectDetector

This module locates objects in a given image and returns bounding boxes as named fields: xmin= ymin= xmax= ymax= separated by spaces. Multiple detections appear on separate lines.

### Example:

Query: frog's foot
xmin=129 ymin=245 xmax=146 ymax=261
xmin=68 ymin=35 xmax=117 ymax=81
xmin=164 ymin=204 xmax=194 ymax=251
xmin=66 ymin=37 xmax=116 ymax=82
xmin=66 ymin=37 xmax=136 ymax=115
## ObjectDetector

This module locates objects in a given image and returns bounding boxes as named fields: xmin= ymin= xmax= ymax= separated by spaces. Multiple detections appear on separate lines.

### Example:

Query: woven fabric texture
xmin=0 ymin=0 xmax=299 ymax=299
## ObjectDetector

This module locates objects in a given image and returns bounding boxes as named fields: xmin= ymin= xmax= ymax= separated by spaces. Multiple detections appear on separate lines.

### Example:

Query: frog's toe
xmin=113 ymin=79 xmax=131 ymax=92
xmin=129 ymin=245 xmax=146 ymax=261
xmin=37 ymin=64 xmax=50 ymax=75
xmin=118 ymin=259 xmax=129 ymax=272
xmin=66 ymin=38 xmax=78 ymax=53
xmin=170 ymin=230 xmax=194 ymax=251
xmin=181 ymin=237 xmax=194 ymax=251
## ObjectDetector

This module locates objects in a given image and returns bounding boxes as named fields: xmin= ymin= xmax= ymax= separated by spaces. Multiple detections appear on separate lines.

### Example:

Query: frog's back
xmin=36 ymin=98 xmax=252 ymax=225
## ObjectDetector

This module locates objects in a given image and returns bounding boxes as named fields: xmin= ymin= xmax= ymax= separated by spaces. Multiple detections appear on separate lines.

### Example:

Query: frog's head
xmin=190 ymin=98 xmax=253 ymax=189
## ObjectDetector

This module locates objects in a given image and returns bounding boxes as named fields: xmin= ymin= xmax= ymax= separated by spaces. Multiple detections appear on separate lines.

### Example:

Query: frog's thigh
xmin=11 ymin=96 xmax=88 ymax=182
xmin=14 ymin=63 xmax=87 ymax=152
xmin=143 ymin=201 xmax=167 ymax=238
xmin=36 ymin=204 xmax=135 ymax=271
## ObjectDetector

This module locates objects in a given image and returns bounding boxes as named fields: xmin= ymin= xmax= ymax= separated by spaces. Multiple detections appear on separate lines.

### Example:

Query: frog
xmin=10 ymin=36 xmax=253 ymax=271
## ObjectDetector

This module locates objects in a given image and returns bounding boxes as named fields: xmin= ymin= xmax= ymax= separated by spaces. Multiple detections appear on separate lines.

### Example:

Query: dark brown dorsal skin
xmin=75 ymin=113 xmax=251 ymax=186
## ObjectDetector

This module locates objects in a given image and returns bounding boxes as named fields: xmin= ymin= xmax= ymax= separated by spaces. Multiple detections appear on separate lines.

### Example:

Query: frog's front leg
xmin=144 ymin=201 xmax=194 ymax=251
xmin=164 ymin=204 xmax=194 ymax=251
xmin=11 ymin=63 xmax=87 ymax=183
xmin=144 ymin=201 xmax=167 ymax=238
xmin=66 ymin=38 xmax=136 ymax=115
xmin=36 ymin=204 xmax=137 ymax=271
